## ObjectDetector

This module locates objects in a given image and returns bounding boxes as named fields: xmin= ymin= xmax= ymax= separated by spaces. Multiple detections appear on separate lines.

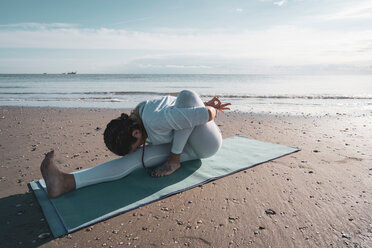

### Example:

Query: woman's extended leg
xmin=40 ymin=142 xmax=199 ymax=197
xmin=73 ymin=143 xmax=186 ymax=189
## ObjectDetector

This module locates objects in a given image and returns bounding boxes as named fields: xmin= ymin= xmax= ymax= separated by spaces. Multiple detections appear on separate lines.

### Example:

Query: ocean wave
xmin=0 ymin=91 xmax=179 ymax=97
xmin=1 ymin=97 xmax=128 ymax=103
xmin=1 ymin=91 xmax=372 ymax=100
xmin=200 ymin=94 xmax=372 ymax=100
xmin=85 ymin=91 xmax=179 ymax=96
xmin=0 ymin=86 xmax=28 ymax=89
xmin=85 ymin=91 xmax=372 ymax=99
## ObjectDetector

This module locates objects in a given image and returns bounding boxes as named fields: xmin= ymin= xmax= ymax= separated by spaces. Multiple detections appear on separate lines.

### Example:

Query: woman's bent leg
xmin=187 ymin=121 xmax=222 ymax=159
xmin=175 ymin=90 xmax=223 ymax=159
xmin=151 ymin=90 xmax=206 ymax=176
xmin=171 ymin=90 xmax=206 ymax=154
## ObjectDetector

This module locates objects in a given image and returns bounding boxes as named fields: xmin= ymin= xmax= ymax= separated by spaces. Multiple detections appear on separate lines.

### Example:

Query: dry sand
xmin=0 ymin=106 xmax=371 ymax=248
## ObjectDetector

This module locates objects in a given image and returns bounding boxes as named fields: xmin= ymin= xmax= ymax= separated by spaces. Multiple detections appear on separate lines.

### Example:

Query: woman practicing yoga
xmin=40 ymin=90 xmax=231 ymax=198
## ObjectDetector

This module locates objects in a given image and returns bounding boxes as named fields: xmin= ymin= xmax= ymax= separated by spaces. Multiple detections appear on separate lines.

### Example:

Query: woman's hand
xmin=205 ymin=97 xmax=231 ymax=114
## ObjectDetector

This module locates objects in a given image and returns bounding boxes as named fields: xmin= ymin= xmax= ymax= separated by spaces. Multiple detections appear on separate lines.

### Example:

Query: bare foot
xmin=40 ymin=151 xmax=73 ymax=198
xmin=151 ymin=161 xmax=181 ymax=177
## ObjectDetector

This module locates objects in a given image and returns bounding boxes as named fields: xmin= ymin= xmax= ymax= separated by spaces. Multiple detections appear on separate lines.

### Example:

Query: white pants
xmin=73 ymin=90 xmax=222 ymax=189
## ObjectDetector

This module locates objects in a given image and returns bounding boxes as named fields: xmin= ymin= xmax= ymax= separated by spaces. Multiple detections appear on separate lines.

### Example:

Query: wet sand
xmin=0 ymin=107 xmax=371 ymax=247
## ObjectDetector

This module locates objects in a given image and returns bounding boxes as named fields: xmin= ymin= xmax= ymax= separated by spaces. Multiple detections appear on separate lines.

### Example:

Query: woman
xmin=40 ymin=90 xmax=231 ymax=198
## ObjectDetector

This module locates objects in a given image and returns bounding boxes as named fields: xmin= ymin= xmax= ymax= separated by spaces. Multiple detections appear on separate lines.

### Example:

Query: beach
xmin=2 ymin=0 xmax=372 ymax=245
xmin=0 ymin=106 xmax=371 ymax=247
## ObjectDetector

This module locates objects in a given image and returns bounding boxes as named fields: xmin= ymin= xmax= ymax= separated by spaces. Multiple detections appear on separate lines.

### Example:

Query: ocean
xmin=1 ymin=74 xmax=371 ymax=116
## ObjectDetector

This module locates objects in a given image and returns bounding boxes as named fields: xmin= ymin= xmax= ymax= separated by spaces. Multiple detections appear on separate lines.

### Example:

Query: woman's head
xmin=104 ymin=113 xmax=142 ymax=156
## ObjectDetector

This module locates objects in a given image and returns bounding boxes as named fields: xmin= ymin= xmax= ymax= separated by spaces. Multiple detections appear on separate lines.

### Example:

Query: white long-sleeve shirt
xmin=140 ymin=96 xmax=209 ymax=153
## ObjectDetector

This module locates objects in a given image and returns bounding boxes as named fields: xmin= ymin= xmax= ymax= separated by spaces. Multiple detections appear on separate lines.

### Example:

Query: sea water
xmin=0 ymin=74 xmax=371 ymax=116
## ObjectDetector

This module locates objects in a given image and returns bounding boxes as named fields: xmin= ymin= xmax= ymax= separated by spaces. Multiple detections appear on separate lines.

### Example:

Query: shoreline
xmin=0 ymin=106 xmax=371 ymax=247
xmin=1 ymin=104 xmax=368 ymax=118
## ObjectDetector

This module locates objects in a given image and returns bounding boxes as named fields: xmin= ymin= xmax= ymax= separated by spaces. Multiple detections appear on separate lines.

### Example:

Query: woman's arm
xmin=206 ymin=105 xmax=217 ymax=121
xmin=151 ymin=105 xmax=217 ymax=177
xmin=164 ymin=100 xmax=229 ymax=131
xmin=164 ymin=107 xmax=210 ymax=130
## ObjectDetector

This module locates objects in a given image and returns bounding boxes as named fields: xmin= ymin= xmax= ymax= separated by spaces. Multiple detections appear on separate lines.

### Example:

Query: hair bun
xmin=120 ymin=113 xmax=129 ymax=120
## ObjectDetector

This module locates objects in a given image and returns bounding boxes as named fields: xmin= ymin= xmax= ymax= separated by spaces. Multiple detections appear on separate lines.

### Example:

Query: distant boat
xmin=67 ymin=71 xmax=77 ymax=74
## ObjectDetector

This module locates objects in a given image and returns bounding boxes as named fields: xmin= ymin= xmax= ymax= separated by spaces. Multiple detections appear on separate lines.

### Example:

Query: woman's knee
xmin=179 ymin=89 xmax=197 ymax=98
xmin=176 ymin=90 xmax=204 ymax=108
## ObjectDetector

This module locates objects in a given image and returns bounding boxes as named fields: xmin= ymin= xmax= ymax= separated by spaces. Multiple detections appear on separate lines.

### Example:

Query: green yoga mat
xmin=30 ymin=136 xmax=299 ymax=237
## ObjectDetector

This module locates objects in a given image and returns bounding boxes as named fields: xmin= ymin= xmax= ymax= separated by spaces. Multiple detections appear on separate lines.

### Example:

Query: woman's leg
xmin=40 ymin=141 xmax=199 ymax=197
xmin=172 ymin=89 xmax=222 ymax=158
xmin=73 ymin=143 xmax=173 ymax=189
xmin=186 ymin=120 xmax=222 ymax=159
xmin=171 ymin=89 xmax=206 ymax=154
xmin=151 ymin=90 xmax=222 ymax=177
xmin=150 ymin=90 xmax=207 ymax=177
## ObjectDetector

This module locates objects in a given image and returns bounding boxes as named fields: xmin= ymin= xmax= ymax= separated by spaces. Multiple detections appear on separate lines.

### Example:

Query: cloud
xmin=273 ymin=0 xmax=287 ymax=7
xmin=235 ymin=8 xmax=243 ymax=12
xmin=326 ymin=1 xmax=372 ymax=20
xmin=139 ymin=64 xmax=211 ymax=69
xmin=0 ymin=23 xmax=371 ymax=73
xmin=165 ymin=64 xmax=211 ymax=69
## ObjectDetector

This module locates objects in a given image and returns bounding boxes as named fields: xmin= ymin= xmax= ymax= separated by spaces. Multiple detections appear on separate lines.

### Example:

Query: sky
xmin=0 ymin=0 xmax=371 ymax=74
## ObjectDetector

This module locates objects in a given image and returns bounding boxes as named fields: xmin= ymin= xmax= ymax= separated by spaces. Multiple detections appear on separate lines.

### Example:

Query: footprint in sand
xmin=336 ymin=157 xmax=363 ymax=164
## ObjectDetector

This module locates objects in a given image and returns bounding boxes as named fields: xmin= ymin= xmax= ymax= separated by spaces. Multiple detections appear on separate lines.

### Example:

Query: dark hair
xmin=104 ymin=113 xmax=141 ymax=156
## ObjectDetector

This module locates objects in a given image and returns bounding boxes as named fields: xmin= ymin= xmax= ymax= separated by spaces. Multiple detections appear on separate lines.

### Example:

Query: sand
xmin=0 ymin=106 xmax=371 ymax=248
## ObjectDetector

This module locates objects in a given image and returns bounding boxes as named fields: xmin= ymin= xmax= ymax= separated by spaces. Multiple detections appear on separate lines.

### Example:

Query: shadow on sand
xmin=0 ymin=186 xmax=52 ymax=248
